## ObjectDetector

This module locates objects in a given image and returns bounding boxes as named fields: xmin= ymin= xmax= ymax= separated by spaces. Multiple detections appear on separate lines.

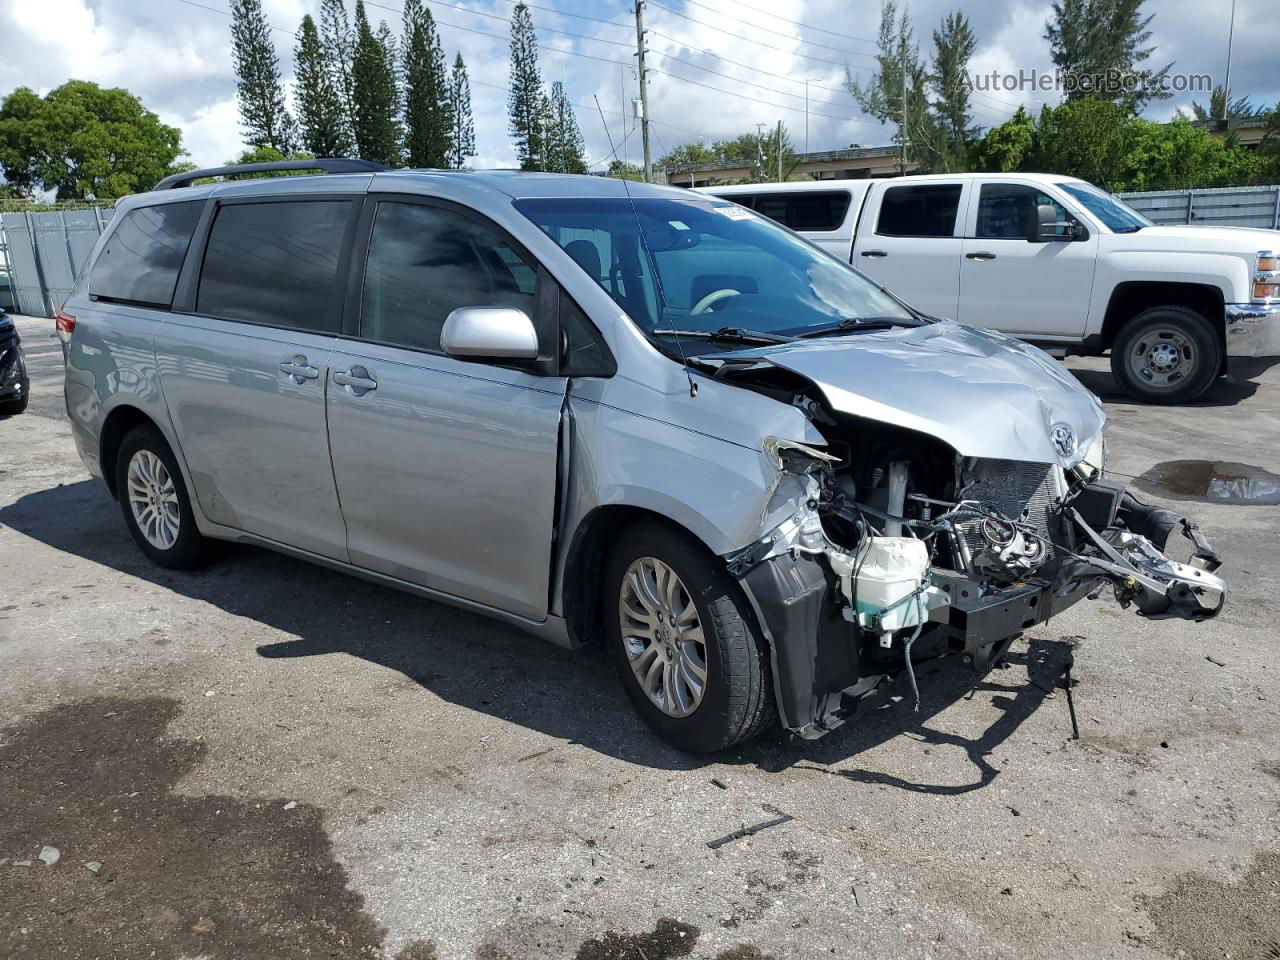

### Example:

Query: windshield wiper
xmin=795 ymin=315 xmax=921 ymax=338
xmin=651 ymin=326 xmax=795 ymax=345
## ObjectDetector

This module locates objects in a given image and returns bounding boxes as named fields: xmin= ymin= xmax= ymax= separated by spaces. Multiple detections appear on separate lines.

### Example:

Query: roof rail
xmin=152 ymin=158 xmax=388 ymax=191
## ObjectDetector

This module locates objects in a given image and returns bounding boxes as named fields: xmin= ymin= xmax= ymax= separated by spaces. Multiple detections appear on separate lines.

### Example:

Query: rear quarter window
xmin=749 ymin=191 xmax=852 ymax=232
xmin=88 ymin=201 xmax=203 ymax=307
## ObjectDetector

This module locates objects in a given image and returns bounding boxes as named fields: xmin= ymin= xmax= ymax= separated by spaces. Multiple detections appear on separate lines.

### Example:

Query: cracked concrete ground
xmin=1 ymin=313 xmax=1278 ymax=959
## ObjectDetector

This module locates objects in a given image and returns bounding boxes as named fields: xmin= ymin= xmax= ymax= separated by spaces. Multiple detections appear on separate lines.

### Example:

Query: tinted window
xmin=976 ymin=184 xmax=1070 ymax=239
xmin=197 ymin=200 xmax=352 ymax=332
xmin=747 ymin=191 xmax=852 ymax=232
xmin=89 ymin=201 xmax=202 ymax=307
xmin=361 ymin=201 xmax=537 ymax=352
xmin=876 ymin=184 xmax=962 ymax=238
xmin=1058 ymin=182 xmax=1151 ymax=233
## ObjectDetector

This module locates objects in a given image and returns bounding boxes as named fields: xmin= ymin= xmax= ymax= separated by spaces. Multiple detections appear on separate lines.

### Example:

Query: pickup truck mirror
xmin=1028 ymin=203 xmax=1081 ymax=243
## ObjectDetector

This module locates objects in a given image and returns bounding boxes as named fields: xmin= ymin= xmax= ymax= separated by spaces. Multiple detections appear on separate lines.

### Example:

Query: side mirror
xmin=1028 ymin=203 xmax=1081 ymax=243
xmin=441 ymin=307 xmax=539 ymax=361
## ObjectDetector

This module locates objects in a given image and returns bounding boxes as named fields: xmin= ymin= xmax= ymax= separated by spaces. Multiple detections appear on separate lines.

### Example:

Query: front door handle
xmin=860 ymin=249 xmax=888 ymax=258
xmin=333 ymin=365 xmax=377 ymax=395
xmin=966 ymin=251 xmax=998 ymax=260
xmin=280 ymin=356 xmax=319 ymax=383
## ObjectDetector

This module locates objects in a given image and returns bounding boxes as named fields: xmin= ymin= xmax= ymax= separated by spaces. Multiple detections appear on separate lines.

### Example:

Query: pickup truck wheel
xmin=1111 ymin=306 xmax=1221 ymax=404
xmin=115 ymin=425 xmax=212 ymax=569
xmin=604 ymin=523 xmax=777 ymax=753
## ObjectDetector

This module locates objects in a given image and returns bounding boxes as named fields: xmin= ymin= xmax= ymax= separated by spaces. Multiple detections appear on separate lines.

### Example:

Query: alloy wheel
xmin=618 ymin=556 xmax=708 ymax=718
xmin=126 ymin=450 xmax=181 ymax=550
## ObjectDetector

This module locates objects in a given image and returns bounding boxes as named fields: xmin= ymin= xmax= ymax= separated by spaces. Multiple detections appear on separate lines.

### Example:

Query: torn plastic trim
xmin=1065 ymin=507 xmax=1227 ymax=621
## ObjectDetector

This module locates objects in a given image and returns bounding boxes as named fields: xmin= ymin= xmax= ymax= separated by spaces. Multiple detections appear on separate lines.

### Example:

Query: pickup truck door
xmin=957 ymin=181 xmax=1098 ymax=340
xmin=851 ymin=180 xmax=969 ymax=320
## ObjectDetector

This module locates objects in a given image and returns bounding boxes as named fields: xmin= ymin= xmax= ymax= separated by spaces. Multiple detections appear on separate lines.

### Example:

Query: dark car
xmin=0 ymin=309 xmax=29 ymax=415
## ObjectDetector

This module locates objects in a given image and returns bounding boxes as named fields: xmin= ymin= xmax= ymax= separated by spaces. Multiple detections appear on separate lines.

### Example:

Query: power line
xmin=645 ymin=0 xmax=875 ymax=69
xmin=647 ymin=27 xmax=863 ymax=91
xmin=677 ymin=0 xmax=878 ymax=54
xmin=647 ymin=66 xmax=859 ymax=123
xmin=682 ymin=0 xmax=878 ymax=46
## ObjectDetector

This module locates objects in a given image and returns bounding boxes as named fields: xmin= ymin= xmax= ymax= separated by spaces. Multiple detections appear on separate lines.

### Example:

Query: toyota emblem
xmin=1050 ymin=423 xmax=1077 ymax=458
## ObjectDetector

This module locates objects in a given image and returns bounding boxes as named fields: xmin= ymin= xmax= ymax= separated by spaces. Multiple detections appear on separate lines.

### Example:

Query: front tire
xmin=604 ymin=522 xmax=776 ymax=753
xmin=0 ymin=349 xmax=29 ymax=416
xmin=1110 ymin=306 xmax=1221 ymax=404
xmin=115 ymin=425 xmax=211 ymax=569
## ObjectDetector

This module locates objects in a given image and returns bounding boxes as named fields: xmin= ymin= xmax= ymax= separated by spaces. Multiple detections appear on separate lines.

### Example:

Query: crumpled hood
xmin=725 ymin=321 xmax=1107 ymax=466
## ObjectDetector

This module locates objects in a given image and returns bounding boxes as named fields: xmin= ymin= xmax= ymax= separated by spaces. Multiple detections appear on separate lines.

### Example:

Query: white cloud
xmin=0 ymin=0 xmax=1274 ymax=173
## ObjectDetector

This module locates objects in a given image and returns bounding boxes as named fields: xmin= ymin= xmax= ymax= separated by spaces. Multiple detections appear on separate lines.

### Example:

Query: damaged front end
xmin=727 ymin=423 xmax=1228 ymax=741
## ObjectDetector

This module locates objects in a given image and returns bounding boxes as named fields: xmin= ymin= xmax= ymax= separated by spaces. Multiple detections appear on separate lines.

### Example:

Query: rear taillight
xmin=55 ymin=309 xmax=76 ymax=344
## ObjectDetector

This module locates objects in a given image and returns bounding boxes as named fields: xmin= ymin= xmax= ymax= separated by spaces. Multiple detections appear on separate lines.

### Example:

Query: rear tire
xmin=1110 ymin=306 xmax=1221 ymax=404
xmin=115 ymin=425 xmax=212 ymax=569
xmin=604 ymin=521 xmax=776 ymax=753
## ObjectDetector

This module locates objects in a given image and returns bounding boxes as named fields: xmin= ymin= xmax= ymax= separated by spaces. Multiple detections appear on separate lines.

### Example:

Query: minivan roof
xmin=127 ymin=168 xmax=704 ymax=206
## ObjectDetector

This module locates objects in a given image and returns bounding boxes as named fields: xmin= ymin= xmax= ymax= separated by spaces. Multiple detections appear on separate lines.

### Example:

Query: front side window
xmin=1057 ymin=182 xmax=1151 ymax=233
xmin=515 ymin=196 xmax=911 ymax=351
xmin=360 ymin=201 xmax=537 ymax=353
xmin=876 ymin=184 xmax=963 ymax=238
xmin=89 ymin=201 xmax=202 ymax=307
xmin=975 ymin=184 xmax=1070 ymax=239
xmin=197 ymin=200 xmax=352 ymax=331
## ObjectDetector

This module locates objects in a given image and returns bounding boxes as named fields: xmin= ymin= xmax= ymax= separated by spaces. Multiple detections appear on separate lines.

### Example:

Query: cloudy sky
xmin=1 ymin=0 xmax=1276 ymax=172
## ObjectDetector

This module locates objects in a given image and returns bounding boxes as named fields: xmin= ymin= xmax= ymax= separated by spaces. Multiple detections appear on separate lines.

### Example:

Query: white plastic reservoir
xmin=830 ymin=536 xmax=931 ymax=634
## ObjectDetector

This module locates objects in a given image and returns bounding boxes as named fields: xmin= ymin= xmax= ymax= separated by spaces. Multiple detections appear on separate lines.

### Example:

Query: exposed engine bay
xmin=717 ymin=365 xmax=1229 ymax=740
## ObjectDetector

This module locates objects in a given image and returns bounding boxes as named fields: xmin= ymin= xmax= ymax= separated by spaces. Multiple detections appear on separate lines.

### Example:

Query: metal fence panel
xmin=0 ymin=206 xmax=115 ymax=318
xmin=1119 ymin=184 xmax=1280 ymax=229
xmin=0 ymin=213 xmax=50 ymax=316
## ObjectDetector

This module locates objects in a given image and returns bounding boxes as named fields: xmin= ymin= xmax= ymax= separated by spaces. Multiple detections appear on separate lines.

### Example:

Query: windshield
xmin=513 ymin=196 xmax=913 ymax=349
xmin=1058 ymin=182 xmax=1152 ymax=233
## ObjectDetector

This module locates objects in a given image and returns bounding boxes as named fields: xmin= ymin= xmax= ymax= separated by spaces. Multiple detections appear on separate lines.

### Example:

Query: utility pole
xmin=1223 ymin=0 xmax=1237 ymax=117
xmin=634 ymin=0 xmax=653 ymax=183
xmin=756 ymin=122 xmax=766 ymax=181
xmin=899 ymin=36 xmax=908 ymax=176
xmin=776 ymin=120 xmax=783 ymax=182
xmin=804 ymin=80 xmax=809 ymax=155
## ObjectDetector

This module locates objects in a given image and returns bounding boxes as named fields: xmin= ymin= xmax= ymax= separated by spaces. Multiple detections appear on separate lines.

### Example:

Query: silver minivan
xmin=61 ymin=159 xmax=1227 ymax=752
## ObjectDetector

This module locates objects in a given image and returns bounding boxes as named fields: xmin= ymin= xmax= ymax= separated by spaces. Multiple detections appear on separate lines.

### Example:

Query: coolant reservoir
xmin=830 ymin=537 xmax=931 ymax=636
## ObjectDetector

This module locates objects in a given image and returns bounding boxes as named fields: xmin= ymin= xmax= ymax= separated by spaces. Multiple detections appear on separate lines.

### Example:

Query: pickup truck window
xmin=1058 ymin=182 xmax=1152 ymax=233
xmin=740 ymin=192 xmax=852 ymax=232
xmin=976 ymin=184 xmax=1069 ymax=239
xmin=876 ymin=184 xmax=962 ymax=238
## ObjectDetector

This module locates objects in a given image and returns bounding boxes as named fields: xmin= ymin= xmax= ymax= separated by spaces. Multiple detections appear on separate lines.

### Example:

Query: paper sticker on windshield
xmin=669 ymin=220 xmax=690 ymax=230
xmin=713 ymin=205 xmax=752 ymax=220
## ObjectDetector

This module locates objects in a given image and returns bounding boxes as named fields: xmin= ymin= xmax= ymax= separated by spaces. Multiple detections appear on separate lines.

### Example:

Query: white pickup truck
xmin=703 ymin=174 xmax=1280 ymax=403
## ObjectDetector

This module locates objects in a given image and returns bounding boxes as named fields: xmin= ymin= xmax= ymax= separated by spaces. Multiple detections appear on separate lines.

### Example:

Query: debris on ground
xmin=706 ymin=816 xmax=794 ymax=850
xmin=85 ymin=862 xmax=102 ymax=874
xmin=1206 ymin=656 xmax=1227 ymax=667
xmin=38 ymin=846 xmax=60 ymax=865
xmin=711 ymin=778 xmax=728 ymax=790
xmin=517 ymin=747 xmax=553 ymax=762
xmin=283 ymin=801 xmax=297 ymax=811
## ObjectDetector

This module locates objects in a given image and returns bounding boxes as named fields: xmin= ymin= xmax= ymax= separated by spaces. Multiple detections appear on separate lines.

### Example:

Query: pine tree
xmin=229 ymin=0 xmax=295 ymax=151
xmin=319 ymin=0 xmax=356 ymax=152
xmin=402 ymin=0 xmax=450 ymax=167
xmin=1045 ymin=0 xmax=1172 ymax=113
xmin=351 ymin=1 xmax=401 ymax=165
xmin=507 ymin=3 xmax=543 ymax=170
xmin=930 ymin=11 xmax=977 ymax=171
xmin=295 ymin=15 xmax=352 ymax=157
xmin=446 ymin=52 xmax=476 ymax=169
xmin=542 ymin=81 xmax=586 ymax=173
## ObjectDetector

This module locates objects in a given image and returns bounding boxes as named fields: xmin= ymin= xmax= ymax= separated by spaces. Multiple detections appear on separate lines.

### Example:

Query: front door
xmin=957 ymin=181 xmax=1099 ymax=339
xmin=853 ymin=180 xmax=969 ymax=320
xmin=326 ymin=198 xmax=567 ymax=620
xmin=155 ymin=197 xmax=358 ymax=560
